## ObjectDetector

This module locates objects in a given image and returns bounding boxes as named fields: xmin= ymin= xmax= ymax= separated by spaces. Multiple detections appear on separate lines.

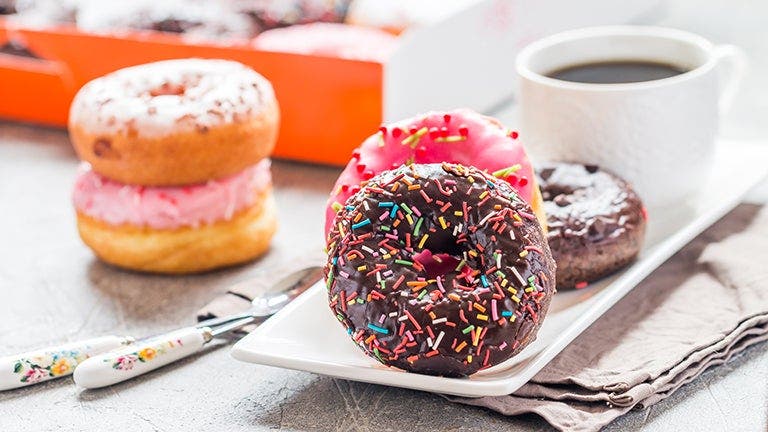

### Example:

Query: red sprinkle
xmin=458 ymin=125 xmax=469 ymax=136
xmin=518 ymin=176 xmax=529 ymax=187
xmin=575 ymin=281 xmax=589 ymax=289
xmin=392 ymin=127 xmax=403 ymax=138
xmin=510 ymin=130 xmax=519 ymax=139
xmin=356 ymin=164 xmax=366 ymax=173
xmin=443 ymin=114 xmax=452 ymax=123
xmin=379 ymin=126 xmax=388 ymax=135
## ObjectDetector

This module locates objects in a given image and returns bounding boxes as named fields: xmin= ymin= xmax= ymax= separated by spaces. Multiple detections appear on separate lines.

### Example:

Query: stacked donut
xmin=69 ymin=59 xmax=280 ymax=274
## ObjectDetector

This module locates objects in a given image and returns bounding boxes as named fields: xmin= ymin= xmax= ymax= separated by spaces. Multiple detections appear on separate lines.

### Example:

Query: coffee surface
xmin=547 ymin=61 xmax=687 ymax=84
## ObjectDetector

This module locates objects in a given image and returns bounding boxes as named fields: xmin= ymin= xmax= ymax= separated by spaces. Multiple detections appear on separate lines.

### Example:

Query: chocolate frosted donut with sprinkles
xmin=325 ymin=163 xmax=556 ymax=377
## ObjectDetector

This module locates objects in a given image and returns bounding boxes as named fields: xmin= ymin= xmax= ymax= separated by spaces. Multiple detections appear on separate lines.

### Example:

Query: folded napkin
xmin=198 ymin=204 xmax=768 ymax=432
xmin=447 ymin=203 xmax=768 ymax=431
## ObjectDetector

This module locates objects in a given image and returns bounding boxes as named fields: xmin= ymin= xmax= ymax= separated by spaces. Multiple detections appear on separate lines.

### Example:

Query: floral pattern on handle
xmin=110 ymin=338 xmax=184 ymax=371
xmin=12 ymin=350 xmax=88 ymax=384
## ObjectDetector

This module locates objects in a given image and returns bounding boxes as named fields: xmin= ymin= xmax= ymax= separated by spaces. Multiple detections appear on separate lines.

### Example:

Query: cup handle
xmin=712 ymin=44 xmax=747 ymax=116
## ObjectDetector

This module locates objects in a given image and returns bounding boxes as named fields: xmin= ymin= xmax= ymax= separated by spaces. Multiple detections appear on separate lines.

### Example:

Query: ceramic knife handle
xmin=0 ymin=335 xmax=132 ymax=391
xmin=73 ymin=327 xmax=211 ymax=389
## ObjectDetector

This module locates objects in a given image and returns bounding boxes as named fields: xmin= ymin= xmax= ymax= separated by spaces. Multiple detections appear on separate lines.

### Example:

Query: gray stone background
xmin=1 ymin=1 xmax=767 ymax=431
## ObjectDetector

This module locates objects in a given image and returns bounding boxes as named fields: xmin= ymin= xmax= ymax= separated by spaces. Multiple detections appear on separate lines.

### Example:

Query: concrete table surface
xmin=2 ymin=1 xmax=768 ymax=431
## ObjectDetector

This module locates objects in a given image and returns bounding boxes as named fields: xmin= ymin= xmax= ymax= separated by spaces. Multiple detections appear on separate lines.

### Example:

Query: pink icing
xmin=324 ymin=109 xmax=535 ymax=235
xmin=74 ymin=159 xmax=271 ymax=230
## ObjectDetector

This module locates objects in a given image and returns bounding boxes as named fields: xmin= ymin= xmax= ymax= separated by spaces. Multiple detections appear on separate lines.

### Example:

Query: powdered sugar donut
xmin=69 ymin=58 xmax=279 ymax=186
xmin=325 ymin=109 xmax=545 ymax=235
xmin=76 ymin=0 xmax=257 ymax=42
xmin=253 ymin=23 xmax=398 ymax=62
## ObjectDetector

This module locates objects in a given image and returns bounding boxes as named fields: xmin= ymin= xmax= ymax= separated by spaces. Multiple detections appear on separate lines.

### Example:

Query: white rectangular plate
xmin=232 ymin=140 xmax=768 ymax=397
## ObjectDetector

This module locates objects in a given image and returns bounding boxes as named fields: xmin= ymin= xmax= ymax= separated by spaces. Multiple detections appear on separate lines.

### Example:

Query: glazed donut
xmin=325 ymin=109 xmax=546 ymax=235
xmin=73 ymin=160 xmax=277 ymax=274
xmin=69 ymin=59 xmax=279 ymax=186
xmin=253 ymin=23 xmax=398 ymax=62
xmin=76 ymin=0 xmax=257 ymax=42
xmin=325 ymin=163 xmax=556 ymax=376
xmin=536 ymin=163 xmax=647 ymax=289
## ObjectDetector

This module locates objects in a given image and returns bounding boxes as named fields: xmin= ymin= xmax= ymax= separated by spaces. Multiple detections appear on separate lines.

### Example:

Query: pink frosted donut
xmin=325 ymin=109 xmax=545 ymax=235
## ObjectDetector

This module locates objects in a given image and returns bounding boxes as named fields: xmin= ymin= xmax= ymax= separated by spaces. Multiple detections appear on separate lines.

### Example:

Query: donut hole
xmin=412 ymin=231 xmax=464 ymax=279
xmin=413 ymin=250 xmax=461 ymax=279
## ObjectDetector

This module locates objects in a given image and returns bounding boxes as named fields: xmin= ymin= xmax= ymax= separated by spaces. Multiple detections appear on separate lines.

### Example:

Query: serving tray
xmin=232 ymin=139 xmax=768 ymax=397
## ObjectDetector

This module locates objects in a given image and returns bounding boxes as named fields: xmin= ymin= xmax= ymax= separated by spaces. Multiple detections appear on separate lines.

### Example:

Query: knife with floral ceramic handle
xmin=0 ymin=336 xmax=134 ymax=391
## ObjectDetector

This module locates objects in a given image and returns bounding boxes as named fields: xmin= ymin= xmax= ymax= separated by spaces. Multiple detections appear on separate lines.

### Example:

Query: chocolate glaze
xmin=325 ymin=163 xmax=556 ymax=377
xmin=536 ymin=163 xmax=646 ymax=288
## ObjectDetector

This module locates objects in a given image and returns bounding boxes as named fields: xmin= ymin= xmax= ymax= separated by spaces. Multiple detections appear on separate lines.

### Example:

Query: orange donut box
xmin=3 ymin=24 xmax=382 ymax=165
xmin=0 ymin=26 xmax=72 ymax=126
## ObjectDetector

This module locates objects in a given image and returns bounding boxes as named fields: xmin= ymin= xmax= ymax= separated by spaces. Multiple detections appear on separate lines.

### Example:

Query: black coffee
xmin=547 ymin=61 xmax=687 ymax=84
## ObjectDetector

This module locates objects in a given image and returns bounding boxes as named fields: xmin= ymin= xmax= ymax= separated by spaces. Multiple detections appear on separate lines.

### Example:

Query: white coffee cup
xmin=516 ymin=26 xmax=746 ymax=209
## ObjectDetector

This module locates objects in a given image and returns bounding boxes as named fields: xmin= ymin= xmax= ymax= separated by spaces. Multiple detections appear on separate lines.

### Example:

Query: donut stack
xmin=69 ymin=59 xmax=280 ymax=274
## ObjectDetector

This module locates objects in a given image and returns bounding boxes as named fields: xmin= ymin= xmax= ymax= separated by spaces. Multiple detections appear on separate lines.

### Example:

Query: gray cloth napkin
xmin=198 ymin=204 xmax=768 ymax=432
xmin=447 ymin=203 xmax=768 ymax=431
